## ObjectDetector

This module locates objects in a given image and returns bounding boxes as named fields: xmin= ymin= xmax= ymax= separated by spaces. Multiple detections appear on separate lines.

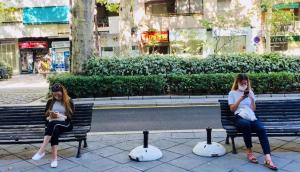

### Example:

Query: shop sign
xmin=19 ymin=41 xmax=48 ymax=49
xmin=141 ymin=31 xmax=169 ymax=44
xmin=52 ymin=41 xmax=70 ymax=48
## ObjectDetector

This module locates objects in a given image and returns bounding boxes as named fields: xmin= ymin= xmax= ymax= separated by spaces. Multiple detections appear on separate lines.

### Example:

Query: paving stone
xmin=126 ymin=160 xmax=162 ymax=171
xmin=0 ymin=149 xmax=10 ymax=158
xmin=81 ymin=157 xmax=119 ymax=171
xmin=168 ymin=156 xmax=208 ymax=170
xmin=104 ymin=165 xmax=141 ymax=172
xmin=0 ymin=155 xmax=22 ymax=167
xmin=0 ymin=160 xmax=36 ymax=172
xmin=282 ymin=161 xmax=300 ymax=172
xmin=159 ymin=150 xmax=183 ymax=163
xmin=113 ymin=140 xmax=142 ymax=151
xmin=146 ymin=163 xmax=188 ymax=172
xmin=107 ymin=151 xmax=131 ymax=164
xmin=152 ymin=139 xmax=180 ymax=150
xmin=39 ymin=159 xmax=79 ymax=171
xmin=92 ymin=146 xmax=124 ymax=157
xmin=67 ymin=152 xmax=102 ymax=164
xmin=83 ymin=141 xmax=107 ymax=151
xmin=57 ymin=147 xmax=88 ymax=158
xmin=192 ymin=161 xmax=237 ymax=172
xmin=208 ymin=153 xmax=249 ymax=169
xmin=280 ymin=142 xmax=300 ymax=152
xmin=61 ymin=165 xmax=95 ymax=172
xmin=167 ymin=144 xmax=193 ymax=155
xmin=24 ymin=167 xmax=46 ymax=172
xmin=5 ymin=144 xmax=36 ymax=154
xmin=171 ymin=132 xmax=196 ymax=139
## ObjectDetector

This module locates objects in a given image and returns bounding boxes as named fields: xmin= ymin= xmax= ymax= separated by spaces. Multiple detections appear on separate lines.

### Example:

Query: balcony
xmin=97 ymin=16 xmax=119 ymax=34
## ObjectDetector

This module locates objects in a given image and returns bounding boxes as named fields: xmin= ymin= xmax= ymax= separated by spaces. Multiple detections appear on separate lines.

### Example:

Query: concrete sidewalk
xmin=0 ymin=130 xmax=299 ymax=172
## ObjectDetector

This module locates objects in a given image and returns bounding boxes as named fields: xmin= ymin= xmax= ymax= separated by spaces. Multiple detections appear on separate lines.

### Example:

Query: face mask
xmin=238 ymin=84 xmax=247 ymax=91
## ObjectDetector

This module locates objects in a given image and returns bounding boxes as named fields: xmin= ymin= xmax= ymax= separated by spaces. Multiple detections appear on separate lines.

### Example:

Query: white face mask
xmin=238 ymin=84 xmax=247 ymax=91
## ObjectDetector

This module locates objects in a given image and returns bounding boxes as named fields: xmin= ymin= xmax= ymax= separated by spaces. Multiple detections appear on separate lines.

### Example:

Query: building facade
xmin=0 ymin=0 xmax=71 ymax=74
xmin=98 ymin=0 xmax=300 ymax=57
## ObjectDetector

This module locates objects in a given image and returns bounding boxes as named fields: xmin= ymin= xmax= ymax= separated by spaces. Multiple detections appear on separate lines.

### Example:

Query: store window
xmin=217 ymin=36 xmax=246 ymax=53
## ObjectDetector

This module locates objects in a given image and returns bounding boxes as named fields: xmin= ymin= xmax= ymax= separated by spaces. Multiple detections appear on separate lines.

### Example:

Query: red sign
xmin=141 ymin=31 xmax=169 ymax=44
xmin=19 ymin=41 xmax=48 ymax=49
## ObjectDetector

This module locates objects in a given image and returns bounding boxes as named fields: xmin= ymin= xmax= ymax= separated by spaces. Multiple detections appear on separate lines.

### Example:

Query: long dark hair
xmin=48 ymin=83 xmax=73 ymax=118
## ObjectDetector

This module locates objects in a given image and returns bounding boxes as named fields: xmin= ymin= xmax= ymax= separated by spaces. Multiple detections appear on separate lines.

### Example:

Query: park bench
xmin=0 ymin=67 xmax=9 ymax=79
xmin=219 ymin=99 xmax=300 ymax=154
xmin=0 ymin=103 xmax=93 ymax=158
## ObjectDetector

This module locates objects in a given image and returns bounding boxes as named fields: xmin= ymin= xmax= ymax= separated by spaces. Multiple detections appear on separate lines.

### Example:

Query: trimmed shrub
xmin=48 ymin=72 xmax=300 ymax=98
xmin=48 ymin=74 xmax=166 ymax=98
xmin=0 ymin=61 xmax=13 ymax=78
xmin=84 ymin=53 xmax=300 ymax=76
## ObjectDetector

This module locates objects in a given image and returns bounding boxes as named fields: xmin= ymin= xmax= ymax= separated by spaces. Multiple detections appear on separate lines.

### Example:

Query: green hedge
xmin=48 ymin=74 xmax=166 ymax=98
xmin=0 ymin=61 xmax=13 ymax=78
xmin=84 ymin=53 xmax=300 ymax=76
xmin=48 ymin=72 xmax=300 ymax=98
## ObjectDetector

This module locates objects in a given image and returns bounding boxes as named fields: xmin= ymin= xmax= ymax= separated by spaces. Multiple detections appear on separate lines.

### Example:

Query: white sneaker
xmin=50 ymin=160 xmax=58 ymax=168
xmin=32 ymin=152 xmax=45 ymax=160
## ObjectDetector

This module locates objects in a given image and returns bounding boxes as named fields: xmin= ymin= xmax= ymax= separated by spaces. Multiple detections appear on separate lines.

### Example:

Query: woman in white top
xmin=32 ymin=84 xmax=74 ymax=168
xmin=228 ymin=73 xmax=277 ymax=171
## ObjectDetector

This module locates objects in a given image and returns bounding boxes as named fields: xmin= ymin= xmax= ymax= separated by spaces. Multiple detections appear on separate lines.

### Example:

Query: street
xmin=91 ymin=105 xmax=222 ymax=132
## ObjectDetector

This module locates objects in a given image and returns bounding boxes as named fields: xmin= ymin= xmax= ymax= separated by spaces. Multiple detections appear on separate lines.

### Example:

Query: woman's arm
xmin=229 ymin=96 xmax=246 ymax=112
xmin=249 ymin=92 xmax=256 ymax=111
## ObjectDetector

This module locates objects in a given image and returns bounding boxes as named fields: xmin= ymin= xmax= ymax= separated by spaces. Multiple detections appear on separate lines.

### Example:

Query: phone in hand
xmin=244 ymin=90 xmax=249 ymax=97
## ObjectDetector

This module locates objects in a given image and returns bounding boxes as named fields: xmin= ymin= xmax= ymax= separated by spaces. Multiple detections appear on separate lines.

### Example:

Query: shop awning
xmin=273 ymin=3 xmax=299 ymax=10
xmin=23 ymin=6 xmax=69 ymax=25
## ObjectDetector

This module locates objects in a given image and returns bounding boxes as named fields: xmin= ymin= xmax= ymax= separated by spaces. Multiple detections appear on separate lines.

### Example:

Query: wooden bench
xmin=219 ymin=99 xmax=300 ymax=154
xmin=0 ymin=103 xmax=93 ymax=158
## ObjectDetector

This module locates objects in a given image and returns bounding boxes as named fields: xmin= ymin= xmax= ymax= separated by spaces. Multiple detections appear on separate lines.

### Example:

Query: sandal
xmin=264 ymin=159 xmax=278 ymax=171
xmin=247 ymin=152 xmax=258 ymax=163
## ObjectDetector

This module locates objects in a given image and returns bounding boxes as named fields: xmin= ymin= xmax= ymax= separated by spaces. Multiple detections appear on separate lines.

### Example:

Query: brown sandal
xmin=247 ymin=152 xmax=258 ymax=164
xmin=264 ymin=160 xmax=278 ymax=171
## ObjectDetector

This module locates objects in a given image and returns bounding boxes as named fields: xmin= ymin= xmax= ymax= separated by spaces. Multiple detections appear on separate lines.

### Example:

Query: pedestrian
xmin=228 ymin=73 xmax=277 ymax=171
xmin=32 ymin=83 xmax=74 ymax=168
xmin=39 ymin=58 xmax=50 ymax=79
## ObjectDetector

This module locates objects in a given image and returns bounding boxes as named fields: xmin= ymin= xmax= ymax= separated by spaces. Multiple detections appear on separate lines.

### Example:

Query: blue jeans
xmin=235 ymin=116 xmax=271 ymax=155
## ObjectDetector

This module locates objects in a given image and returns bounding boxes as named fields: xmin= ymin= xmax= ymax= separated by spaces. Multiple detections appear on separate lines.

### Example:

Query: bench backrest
xmin=0 ymin=103 xmax=94 ymax=131
xmin=219 ymin=99 xmax=300 ymax=133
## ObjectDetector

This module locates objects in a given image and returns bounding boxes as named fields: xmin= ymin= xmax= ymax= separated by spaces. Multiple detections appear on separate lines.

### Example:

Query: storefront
xmin=18 ymin=41 xmax=48 ymax=73
xmin=51 ymin=41 xmax=70 ymax=71
xmin=141 ymin=31 xmax=169 ymax=54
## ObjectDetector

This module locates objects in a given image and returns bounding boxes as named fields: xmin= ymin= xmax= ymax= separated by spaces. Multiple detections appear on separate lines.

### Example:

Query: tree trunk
xmin=265 ymin=4 xmax=272 ymax=53
xmin=71 ymin=0 xmax=95 ymax=74
xmin=119 ymin=0 xmax=132 ymax=56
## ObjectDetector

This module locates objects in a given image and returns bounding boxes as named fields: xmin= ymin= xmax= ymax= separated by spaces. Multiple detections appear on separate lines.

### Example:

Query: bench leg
xmin=76 ymin=140 xmax=82 ymax=158
xmin=83 ymin=138 xmax=88 ymax=148
xmin=231 ymin=136 xmax=237 ymax=154
xmin=225 ymin=135 xmax=230 ymax=144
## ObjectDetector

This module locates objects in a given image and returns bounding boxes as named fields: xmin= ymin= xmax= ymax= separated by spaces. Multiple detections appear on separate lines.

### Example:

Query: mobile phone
xmin=244 ymin=90 xmax=249 ymax=96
